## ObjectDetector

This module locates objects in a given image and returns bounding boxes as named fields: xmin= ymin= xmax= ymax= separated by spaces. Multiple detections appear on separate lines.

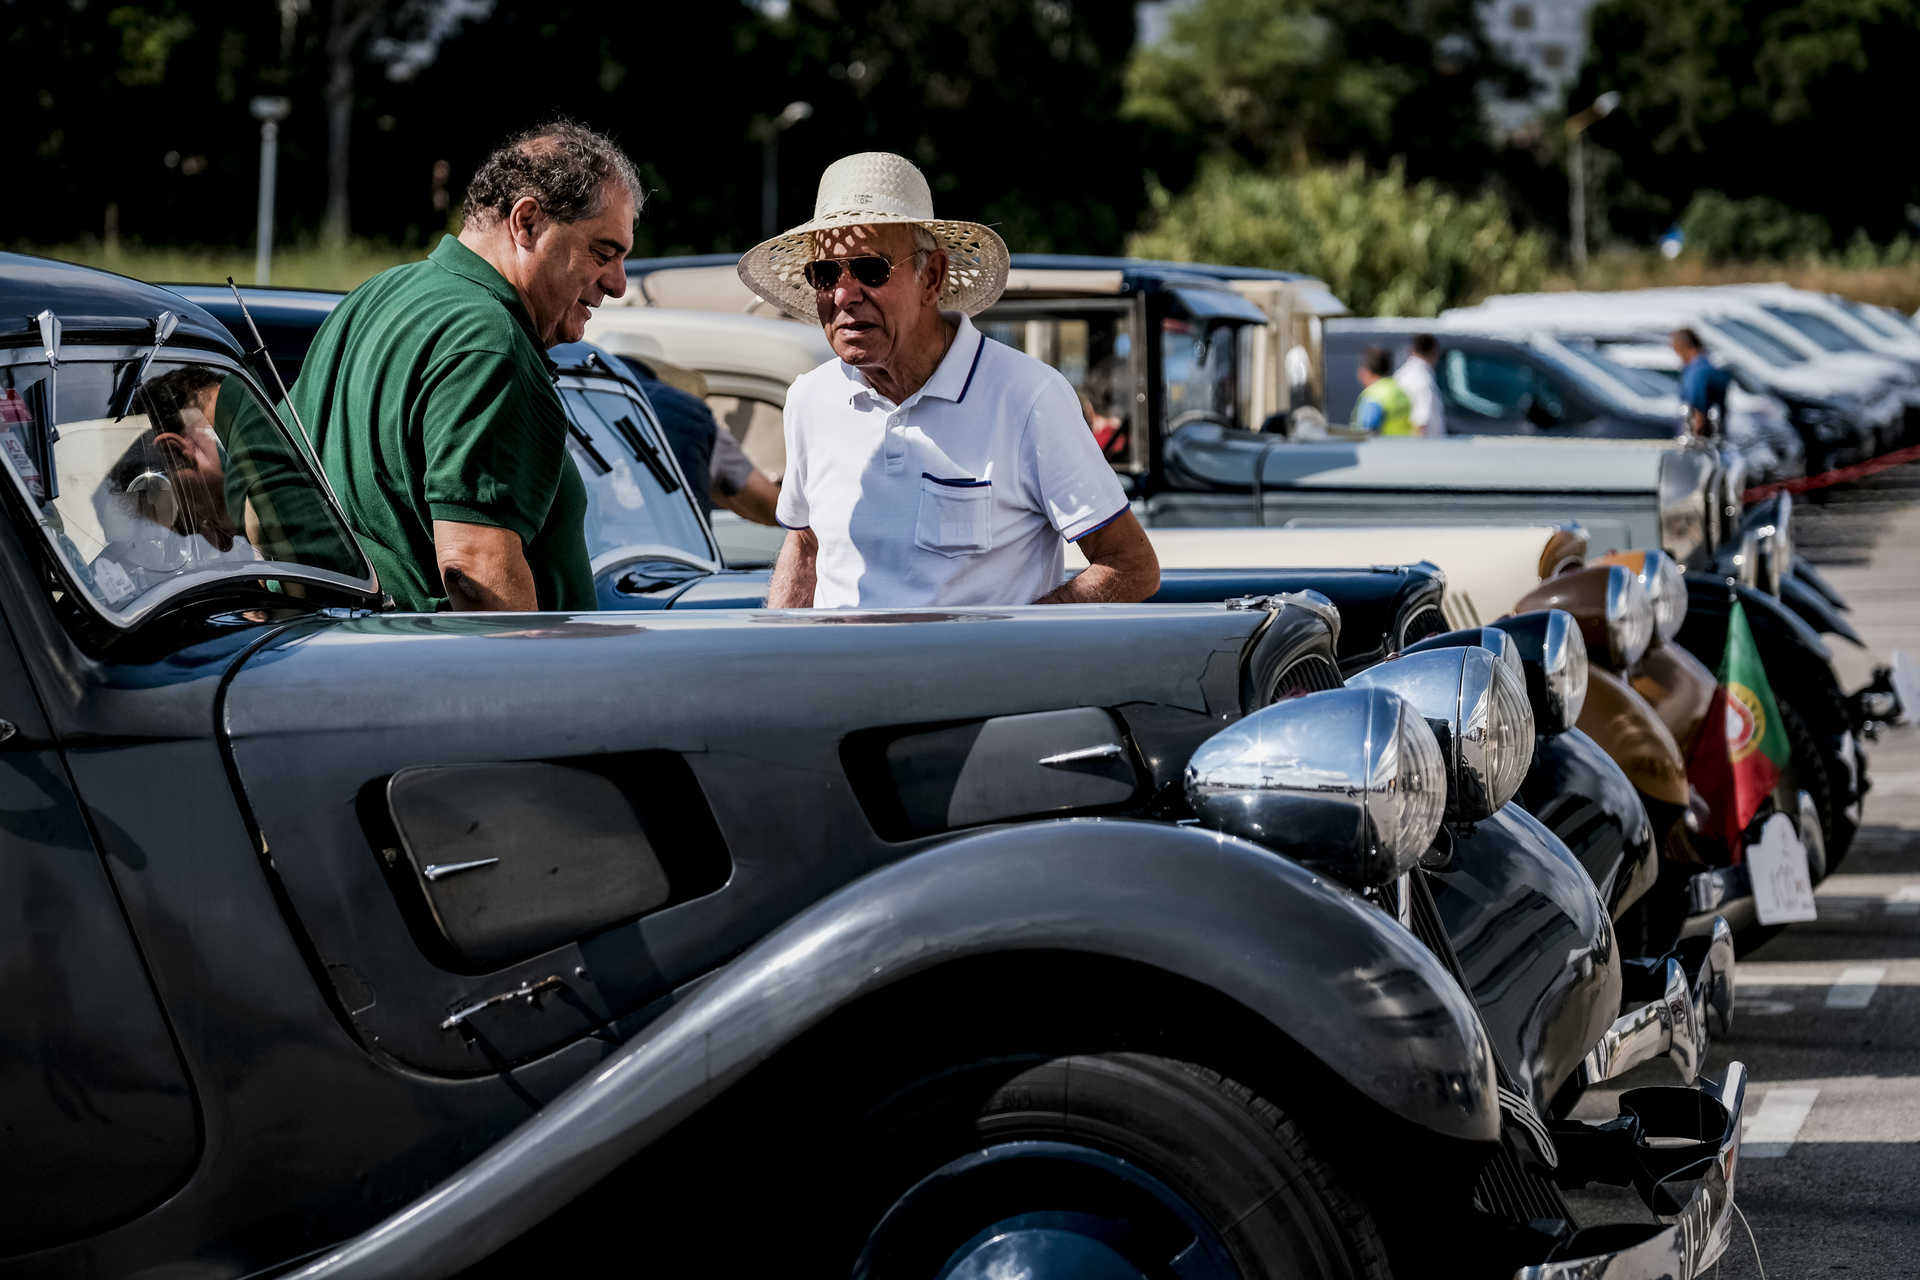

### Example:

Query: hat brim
xmin=737 ymin=211 xmax=1010 ymax=320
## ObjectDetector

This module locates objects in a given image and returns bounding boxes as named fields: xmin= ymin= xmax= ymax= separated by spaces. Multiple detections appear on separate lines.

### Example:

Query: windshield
xmin=0 ymin=351 xmax=370 ymax=624
xmin=1565 ymin=346 xmax=1679 ymax=399
xmin=1760 ymin=304 xmax=1866 ymax=354
xmin=1161 ymin=317 xmax=1245 ymax=430
xmin=1841 ymin=300 xmax=1904 ymax=340
xmin=560 ymin=378 xmax=716 ymax=566
xmin=1712 ymin=315 xmax=1808 ymax=367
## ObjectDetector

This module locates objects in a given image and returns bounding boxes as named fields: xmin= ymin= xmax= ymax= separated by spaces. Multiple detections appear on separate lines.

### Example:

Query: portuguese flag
xmin=1688 ymin=598 xmax=1789 ymax=852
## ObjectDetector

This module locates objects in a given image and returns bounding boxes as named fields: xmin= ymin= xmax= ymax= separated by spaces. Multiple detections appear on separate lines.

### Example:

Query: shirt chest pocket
xmin=914 ymin=473 xmax=994 ymax=557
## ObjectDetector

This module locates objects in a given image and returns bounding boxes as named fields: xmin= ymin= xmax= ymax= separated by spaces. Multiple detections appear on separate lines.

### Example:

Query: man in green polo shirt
xmin=293 ymin=121 xmax=642 ymax=611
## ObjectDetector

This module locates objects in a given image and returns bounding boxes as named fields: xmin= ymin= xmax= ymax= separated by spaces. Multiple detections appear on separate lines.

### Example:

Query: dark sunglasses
xmin=802 ymin=254 xmax=905 ymax=291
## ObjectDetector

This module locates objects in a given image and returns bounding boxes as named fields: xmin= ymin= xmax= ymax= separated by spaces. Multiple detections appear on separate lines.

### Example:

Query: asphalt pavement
xmin=1575 ymin=459 xmax=1920 ymax=1278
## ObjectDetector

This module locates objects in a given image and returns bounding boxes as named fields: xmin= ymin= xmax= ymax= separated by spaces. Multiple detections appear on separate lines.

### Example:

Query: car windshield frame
xmin=1760 ymin=304 xmax=1867 ymax=354
xmin=0 ymin=342 xmax=379 ymax=632
xmin=1710 ymin=314 xmax=1809 ymax=367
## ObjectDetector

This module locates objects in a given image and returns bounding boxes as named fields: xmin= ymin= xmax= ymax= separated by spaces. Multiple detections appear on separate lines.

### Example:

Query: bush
xmin=1126 ymin=160 xmax=1551 ymax=316
xmin=1677 ymin=193 xmax=1833 ymax=264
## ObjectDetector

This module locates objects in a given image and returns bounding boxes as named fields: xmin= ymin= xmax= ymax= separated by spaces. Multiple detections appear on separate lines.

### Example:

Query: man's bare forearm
xmin=767 ymin=528 xmax=818 ymax=607
xmin=434 ymin=518 xmax=538 ymax=611
xmin=1035 ymin=561 xmax=1157 ymax=604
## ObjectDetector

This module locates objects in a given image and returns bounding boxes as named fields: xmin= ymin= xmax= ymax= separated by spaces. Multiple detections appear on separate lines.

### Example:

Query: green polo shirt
xmin=291 ymin=236 xmax=591 ymax=612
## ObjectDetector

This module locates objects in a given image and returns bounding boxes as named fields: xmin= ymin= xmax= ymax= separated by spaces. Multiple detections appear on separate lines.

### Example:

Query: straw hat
xmin=737 ymin=152 xmax=1010 ymax=320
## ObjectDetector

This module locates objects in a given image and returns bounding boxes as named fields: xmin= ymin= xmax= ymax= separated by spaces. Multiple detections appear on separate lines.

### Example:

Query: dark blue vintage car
xmin=0 ymin=255 xmax=1746 ymax=1279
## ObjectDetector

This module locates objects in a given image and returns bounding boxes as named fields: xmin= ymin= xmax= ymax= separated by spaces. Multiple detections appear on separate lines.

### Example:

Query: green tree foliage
xmin=1679 ymin=193 xmax=1832 ymax=264
xmin=1128 ymin=161 xmax=1551 ymax=316
xmin=1124 ymin=0 xmax=1526 ymax=192
xmin=1576 ymin=0 xmax=1920 ymax=242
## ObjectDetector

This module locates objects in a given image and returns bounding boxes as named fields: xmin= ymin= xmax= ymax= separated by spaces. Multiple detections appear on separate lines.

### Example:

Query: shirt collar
xmin=843 ymin=312 xmax=988 ymax=408
xmin=427 ymin=235 xmax=558 ymax=377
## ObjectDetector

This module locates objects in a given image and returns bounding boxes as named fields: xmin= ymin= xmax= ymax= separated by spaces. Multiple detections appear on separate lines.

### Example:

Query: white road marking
xmin=1743 ymin=1087 xmax=1820 ymax=1159
xmin=1826 ymin=966 xmax=1888 ymax=1009
xmin=1890 ymin=885 xmax=1920 ymax=917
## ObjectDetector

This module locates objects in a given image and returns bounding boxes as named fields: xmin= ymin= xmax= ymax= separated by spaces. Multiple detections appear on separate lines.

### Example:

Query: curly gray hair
xmin=462 ymin=120 xmax=645 ymax=228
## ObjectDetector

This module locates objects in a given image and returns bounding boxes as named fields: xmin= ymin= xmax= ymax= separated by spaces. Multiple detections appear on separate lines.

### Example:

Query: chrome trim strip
xmin=1037 ymin=743 xmax=1125 ymax=768
xmin=423 ymin=858 xmax=502 ymax=881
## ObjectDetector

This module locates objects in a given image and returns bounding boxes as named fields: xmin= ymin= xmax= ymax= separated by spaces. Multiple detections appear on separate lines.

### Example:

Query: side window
xmin=0 ymin=355 xmax=367 ymax=620
xmin=977 ymin=310 xmax=1139 ymax=472
xmin=1442 ymin=349 xmax=1539 ymax=419
xmin=705 ymin=394 xmax=786 ymax=478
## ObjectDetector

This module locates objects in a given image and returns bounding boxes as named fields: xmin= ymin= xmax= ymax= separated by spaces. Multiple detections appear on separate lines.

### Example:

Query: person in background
xmin=1671 ymin=327 xmax=1729 ymax=437
xmin=1395 ymin=333 xmax=1446 ymax=437
xmin=1352 ymin=346 xmax=1414 ymax=436
xmin=738 ymin=151 xmax=1157 ymax=608
xmin=629 ymin=360 xmax=779 ymax=525
xmin=293 ymin=120 xmax=642 ymax=611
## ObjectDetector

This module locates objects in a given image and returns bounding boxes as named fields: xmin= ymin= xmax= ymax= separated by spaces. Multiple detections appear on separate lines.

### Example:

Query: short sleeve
xmin=1022 ymin=369 xmax=1130 ymax=542
xmin=710 ymin=422 xmax=756 ymax=494
xmin=774 ymin=395 xmax=810 ymax=530
xmin=1358 ymin=399 xmax=1385 ymax=433
xmin=419 ymin=350 xmax=564 ymax=544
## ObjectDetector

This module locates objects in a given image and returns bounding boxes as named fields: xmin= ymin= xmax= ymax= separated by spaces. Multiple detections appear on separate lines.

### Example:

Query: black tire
xmin=851 ymin=1051 xmax=1393 ymax=1280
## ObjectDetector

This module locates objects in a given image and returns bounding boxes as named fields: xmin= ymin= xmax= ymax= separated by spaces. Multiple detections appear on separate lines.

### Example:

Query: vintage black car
xmin=0 ymin=254 xmax=1753 ymax=1278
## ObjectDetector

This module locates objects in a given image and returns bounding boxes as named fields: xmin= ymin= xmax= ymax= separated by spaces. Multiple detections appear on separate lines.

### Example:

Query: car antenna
xmin=226 ymin=277 xmax=310 ymax=441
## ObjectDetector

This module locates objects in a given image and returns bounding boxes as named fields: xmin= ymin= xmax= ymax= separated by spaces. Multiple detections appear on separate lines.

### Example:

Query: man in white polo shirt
xmin=737 ymin=152 xmax=1159 ymax=608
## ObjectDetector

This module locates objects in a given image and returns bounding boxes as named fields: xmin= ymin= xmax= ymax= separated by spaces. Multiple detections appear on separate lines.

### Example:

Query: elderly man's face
xmin=516 ymin=184 xmax=635 ymax=347
xmin=812 ymin=224 xmax=942 ymax=370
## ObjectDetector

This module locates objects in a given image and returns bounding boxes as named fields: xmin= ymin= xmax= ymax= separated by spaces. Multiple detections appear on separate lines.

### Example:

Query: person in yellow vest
xmin=1352 ymin=345 xmax=1415 ymax=436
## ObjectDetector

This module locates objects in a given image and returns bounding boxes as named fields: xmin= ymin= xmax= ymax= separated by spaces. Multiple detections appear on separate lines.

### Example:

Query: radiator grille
xmin=1269 ymin=655 xmax=1343 ymax=702
xmin=1399 ymin=605 xmax=1448 ymax=647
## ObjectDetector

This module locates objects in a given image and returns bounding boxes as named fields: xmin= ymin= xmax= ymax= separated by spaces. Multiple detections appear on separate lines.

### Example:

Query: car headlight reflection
xmin=1185 ymin=687 xmax=1448 ymax=888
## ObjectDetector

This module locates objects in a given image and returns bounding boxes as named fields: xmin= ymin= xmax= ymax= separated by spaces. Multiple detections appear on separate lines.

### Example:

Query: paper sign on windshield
xmin=1750 ymin=811 xmax=1818 ymax=925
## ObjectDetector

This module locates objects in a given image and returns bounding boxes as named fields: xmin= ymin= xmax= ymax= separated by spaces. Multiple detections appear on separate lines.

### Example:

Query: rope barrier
xmin=1744 ymin=441 xmax=1920 ymax=503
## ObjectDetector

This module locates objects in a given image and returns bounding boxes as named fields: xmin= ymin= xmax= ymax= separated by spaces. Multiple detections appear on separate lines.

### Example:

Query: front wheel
xmin=850 ymin=1051 xmax=1393 ymax=1280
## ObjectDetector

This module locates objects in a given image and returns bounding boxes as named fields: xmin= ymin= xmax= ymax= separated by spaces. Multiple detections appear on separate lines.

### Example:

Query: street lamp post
xmin=250 ymin=96 xmax=292 ymax=286
xmin=1566 ymin=90 xmax=1620 ymax=279
xmin=759 ymin=101 xmax=813 ymax=238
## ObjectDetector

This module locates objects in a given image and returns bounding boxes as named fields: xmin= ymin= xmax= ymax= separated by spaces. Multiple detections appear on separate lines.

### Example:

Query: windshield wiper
xmin=28 ymin=310 xmax=61 ymax=500
xmin=113 ymin=310 xmax=181 ymax=422
xmin=567 ymin=422 xmax=612 ymax=474
xmin=610 ymin=414 xmax=681 ymax=494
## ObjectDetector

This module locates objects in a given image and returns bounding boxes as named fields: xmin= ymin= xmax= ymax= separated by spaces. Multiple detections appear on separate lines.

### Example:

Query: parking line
xmin=1826 ymin=966 xmax=1888 ymax=1009
xmin=1744 ymin=1087 xmax=1820 ymax=1159
xmin=1890 ymin=886 xmax=1920 ymax=917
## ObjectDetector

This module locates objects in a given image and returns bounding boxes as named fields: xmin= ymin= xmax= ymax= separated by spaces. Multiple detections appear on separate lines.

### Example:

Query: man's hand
xmin=1036 ymin=510 xmax=1159 ymax=604
xmin=767 ymin=527 xmax=818 ymax=607
xmin=714 ymin=471 xmax=782 ymax=526
xmin=434 ymin=519 xmax=537 ymax=611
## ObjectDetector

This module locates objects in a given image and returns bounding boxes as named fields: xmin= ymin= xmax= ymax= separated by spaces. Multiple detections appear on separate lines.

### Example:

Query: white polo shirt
xmin=776 ymin=313 xmax=1129 ymax=608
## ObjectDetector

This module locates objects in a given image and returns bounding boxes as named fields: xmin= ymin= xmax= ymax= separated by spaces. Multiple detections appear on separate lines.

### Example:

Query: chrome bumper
xmin=1683 ymin=865 xmax=1754 ymax=936
xmin=1582 ymin=919 xmax=1735 ymax=1087
xmin=1514 ymin=1062 xmax=1749 ymax=1280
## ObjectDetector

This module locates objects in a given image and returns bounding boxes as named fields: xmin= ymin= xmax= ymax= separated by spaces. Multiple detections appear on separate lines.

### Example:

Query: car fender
xmin=283 ymin=820 xmax=1497 ymax=1279
xmin=1780 ymin=572 xmax=1866 ymax=647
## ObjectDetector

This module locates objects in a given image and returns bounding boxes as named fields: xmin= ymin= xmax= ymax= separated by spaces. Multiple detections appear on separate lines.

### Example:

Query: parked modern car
xmin=1578 ymin=339 xmax=1807 ymax=483
xmin=5 ymin=252 xmax=1753 ymax=1279
xmin=1450 ymin=294 xmax=1902 ymax=470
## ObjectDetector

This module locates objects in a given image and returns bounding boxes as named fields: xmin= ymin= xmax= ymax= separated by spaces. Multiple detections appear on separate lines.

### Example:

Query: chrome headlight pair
xmin=1408 ymin=613 xmax=1589 ymax=736
xmin=1616 ymin=549 xmax=1689 ymax=645
xmin=1185 ymin=688 xmax=1448 ymax=888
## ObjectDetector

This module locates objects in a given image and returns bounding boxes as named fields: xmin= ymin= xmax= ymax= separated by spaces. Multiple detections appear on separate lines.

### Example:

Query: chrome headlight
xmin=1719 ymin=454 xmax=1748 ymax=534
xmin=1407 ymin=620 xmax=1584 ymax=735
xmin=1657 ymin=449 xmax=1713 ymax=565
xmin=1348 ymin=647 xmax=1536 ymax=821
xmin=1732 ymin=529 xmax=1761 ymax=590
xmin=1185 ymin=687 xmax=1447 ymax=887
xmin=1750 ymin=492 xmax=1792 ymax=597
xmin=1638 ymin=549 xmax=1690 ymax=644
xmin=1603 ymin=565 xmax=1655 ymax=669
